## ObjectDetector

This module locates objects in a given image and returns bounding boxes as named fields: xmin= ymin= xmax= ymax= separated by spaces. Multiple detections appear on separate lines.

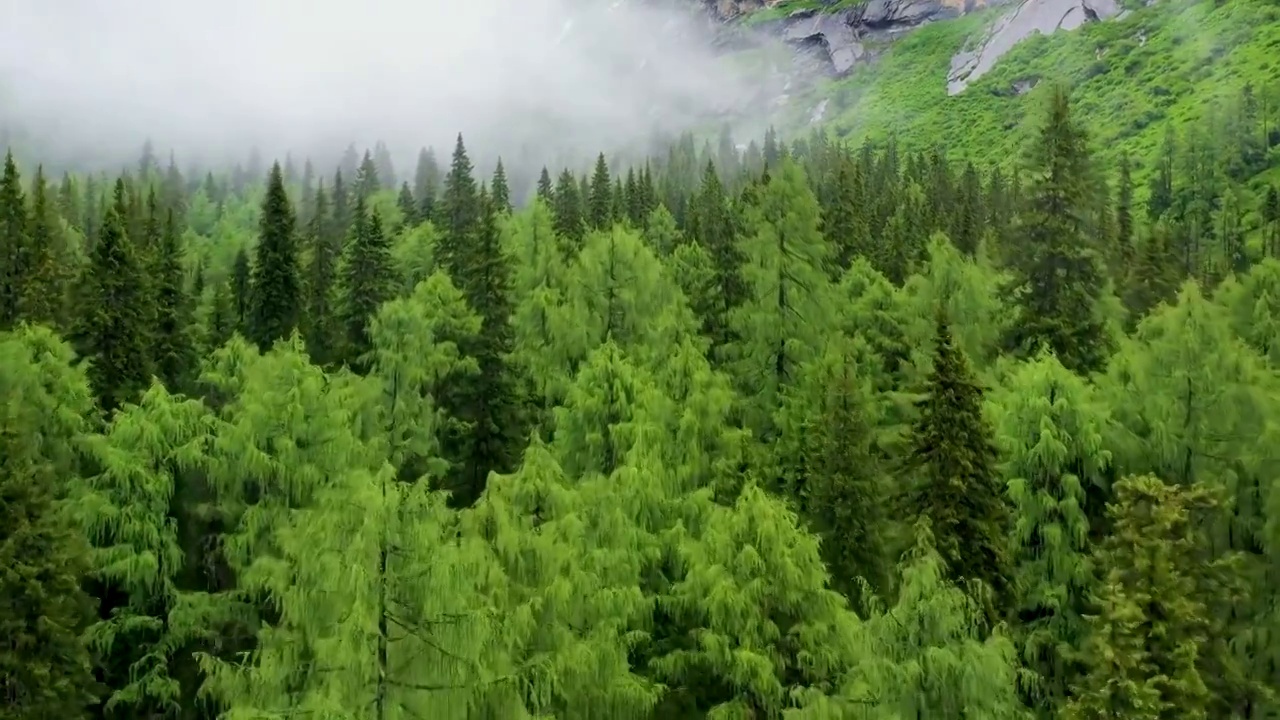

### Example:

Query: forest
xmin=3 ymin=82 xmax=1280 ymax=719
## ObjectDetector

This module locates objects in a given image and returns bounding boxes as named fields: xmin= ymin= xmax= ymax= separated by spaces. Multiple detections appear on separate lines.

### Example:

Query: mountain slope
xmin=760 ymin=0 xmax=1279 ymax=186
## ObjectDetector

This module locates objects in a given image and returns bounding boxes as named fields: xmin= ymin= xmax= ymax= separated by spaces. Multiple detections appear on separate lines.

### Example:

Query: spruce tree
xmin=339 ymin=198 xmax=396 ymax=367
xmin=1002 ymin=84 xmax=1111 ymax=374
xmin=0 ymin=150 xmax=27 ymax=329
xmin=74 ymin=207 xmax=152 ymax=412
xmin=552 ymin=168 xmax=585 ymax=253
xmin=303 ymin=184 xmax=341 ymax=365
xmin=231 ymin=245 xmax=250 ymax=332
xmin=438 ymin=188 xmax=525 ymax=506
xmin=491 ymin=159 xmax=512 ymax=214
xmin=355 ymin=149 xmax=380 ymax=201
xmin=151 ymin=210 xmax=195 ymax=390
xmin=587 ymin=152 xmax=613 ymax=230
xmin=247 ymin=162 xmax=302 ymax=351
xmin=688 ymin=160 xmax=746 ymax=353
xmin=536 ymin=167 xmax=553 ymax=204
xmin=436 ymin=134 xmax=480 ymax=284
xmin=412 ymin=147 xmax=440 ymax=221
xmin=22 ymin=165 xmax=66 ymax=329
xmin=904 ymin=310 xmax=1010 ymax=613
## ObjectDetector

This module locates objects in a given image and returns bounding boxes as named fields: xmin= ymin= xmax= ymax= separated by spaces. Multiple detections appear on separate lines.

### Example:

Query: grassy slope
xmin=766 ymin=0 xmax=1280 ymax=194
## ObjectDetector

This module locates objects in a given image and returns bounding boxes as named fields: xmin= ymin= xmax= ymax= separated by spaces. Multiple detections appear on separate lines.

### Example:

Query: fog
xmin=0 ymin=0 xmax=779 ymax=171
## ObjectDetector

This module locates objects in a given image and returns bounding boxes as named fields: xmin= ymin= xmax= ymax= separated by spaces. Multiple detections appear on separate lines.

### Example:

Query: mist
xmin=1 ymin=0 xmax=778 ymax=171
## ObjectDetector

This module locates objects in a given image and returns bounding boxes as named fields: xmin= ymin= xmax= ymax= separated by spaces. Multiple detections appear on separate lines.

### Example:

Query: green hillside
xmin=772 ymin=0 xmax=1280 ymax=182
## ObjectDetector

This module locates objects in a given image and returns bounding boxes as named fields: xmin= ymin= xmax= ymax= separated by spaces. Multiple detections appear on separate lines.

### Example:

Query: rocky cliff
xmin=704 ymin=0 xmax=1119 ymax=93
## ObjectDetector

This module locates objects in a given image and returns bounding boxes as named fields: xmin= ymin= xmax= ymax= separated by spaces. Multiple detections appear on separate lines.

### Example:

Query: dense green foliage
xmin=2 ymin=76 xmax=1280 ymax=719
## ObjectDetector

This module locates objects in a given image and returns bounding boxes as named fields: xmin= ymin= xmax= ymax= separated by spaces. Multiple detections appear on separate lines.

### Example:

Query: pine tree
xmin=247 ymin=162 xmax=302 ymax=351
xmin=904 ymin=310 xmax=1010 ymax=613
xmin=73 ymin=207 xmax=152 ymax=412
xmin=1002 ymin=84 xmax=1111 ymax=374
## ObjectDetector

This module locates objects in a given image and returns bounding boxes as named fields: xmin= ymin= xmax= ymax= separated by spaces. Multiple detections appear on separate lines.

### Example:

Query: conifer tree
xmin=22 ymin=165 xmax=67 ymax=329
xmin=396 ymin=181 xmax=416 ymax=225
xmin=436 ymin=134 xmax=480 ymax=283
xmin=688 ymin=160 xmax=746 ymax=353
xmin=491 ymin=159 xmax=512 ymax=214
xmin=0 ymin=334 xmax=98 ymax=719
xmin=588 ymin=152 xmax=613 ymax=230
xmin=247 ymin=162 xmax=301 ymax=351
xmin=230 ymin=245 xmax=250 ymax=332
xmin=1066 ymin=475 xmax=1221 ymax=719
xmin=303 ymin=185 xmax=341 ymax=364
xmin=552 ymin=168 xmax=585 ymax=253
xmin=355 ymin=149 xmax=380 ymax=201
xmin=74 ymin=207 xmax=152 ymax=412
xmin=151 ymin=210 xmax=195 ymax=390
xmin=1002 ymin=84 xmax=1111 ymax=374
xmin=0 ymin=150 xmax=28 ymax=329
xmin=413 ymin=147 xmax=441 ymax=221
xmin=904 ymin=310 xmax=1010 ymax=612
xmin=535 ymin=166 xmax=553 ymax=203
xmin=772 ymin=334 xmax=890 ymax=609
xmin=438 ymin=188 xmax=525 ymax=506
xmin=726 ymin=158 xmax=834 ymax=437
xmin=340 ymin=198 xmax=396 ymax=368
xmin=993 ymin=353 xmax=1109 ymax=713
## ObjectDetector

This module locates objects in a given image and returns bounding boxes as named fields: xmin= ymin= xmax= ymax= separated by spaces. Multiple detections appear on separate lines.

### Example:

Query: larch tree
xmin=0 ymin=330 xmax=99 ymax=719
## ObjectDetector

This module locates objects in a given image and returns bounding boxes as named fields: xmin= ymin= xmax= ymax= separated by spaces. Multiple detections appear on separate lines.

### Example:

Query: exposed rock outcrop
xmin=730 ymin=0 xmax=1003 ymax=77
xmin=946 ymin=0 xmax=1120 ymax=93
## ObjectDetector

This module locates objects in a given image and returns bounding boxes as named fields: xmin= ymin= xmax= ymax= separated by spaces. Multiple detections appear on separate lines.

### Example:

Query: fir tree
xmin=247 ymin=162 xmax=302 ymax=351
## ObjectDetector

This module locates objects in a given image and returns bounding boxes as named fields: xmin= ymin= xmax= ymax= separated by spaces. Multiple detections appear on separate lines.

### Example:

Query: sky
xmin=0 ymin=0 xmax=774 ymax=169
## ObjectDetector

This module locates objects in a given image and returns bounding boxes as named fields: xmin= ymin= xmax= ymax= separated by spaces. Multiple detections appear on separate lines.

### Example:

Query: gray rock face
xmin=946 ymin=0 xmax=1119 ymax=94
xmin=775 ymin=0 xmax=969 ymax=75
